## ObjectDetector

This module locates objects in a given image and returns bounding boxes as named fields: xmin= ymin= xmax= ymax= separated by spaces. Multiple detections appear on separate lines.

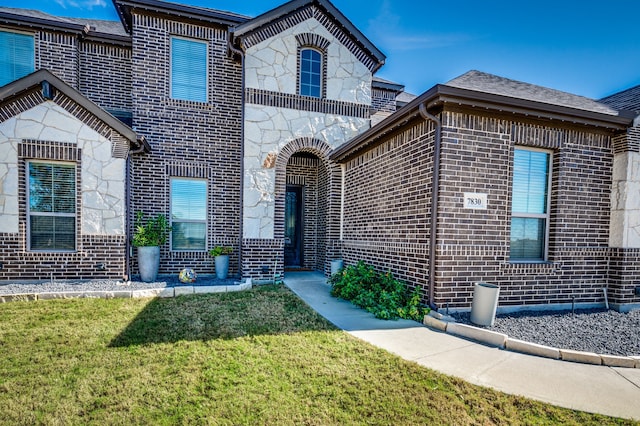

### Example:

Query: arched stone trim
xmin=295 ymin=33 xmax=330 ymax=51
xmin=274 ymin=137 xmax=342 ymax=273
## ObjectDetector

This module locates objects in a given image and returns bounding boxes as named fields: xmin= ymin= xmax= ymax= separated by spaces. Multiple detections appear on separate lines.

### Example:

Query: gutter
xmin=419 ymin=102 xmax=441 ymax=310
xmin=228 ymin=34 xmax=245 ymax=278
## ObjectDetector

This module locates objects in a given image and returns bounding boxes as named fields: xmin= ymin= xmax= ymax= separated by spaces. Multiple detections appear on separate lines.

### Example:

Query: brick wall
xmin=286 ymin=155 xmax=320 ymax=269
xmin=0 ymin=137 xmax=127 ymax=281
xmin=341 ymin=107 xmax=625 ymax=310
xmin=341 ymin=119 xmax=435 ymax=293
xmin=38 ymin=31 xmax=78 ymax=88
xmin=128 ymin=13 xmax=243 ymax=278
xmin=79 ymin=41 xmax=132 ymax=114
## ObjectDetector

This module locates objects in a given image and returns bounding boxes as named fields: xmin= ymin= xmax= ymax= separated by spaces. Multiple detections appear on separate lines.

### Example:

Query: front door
xmin=284 ymin=185 xmax=303 ymax=268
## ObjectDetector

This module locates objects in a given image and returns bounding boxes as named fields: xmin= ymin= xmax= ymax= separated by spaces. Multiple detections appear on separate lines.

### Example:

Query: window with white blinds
xmin=171 ymin=178 xmax=207 ymax=250
xmin=28 ymin=162 xmax=76 ymax=251
xmin=0 ymin=30 xmax=34 ymax=87
xmin=510 ymin=148 xmax=551 ymax=261
xmin=170 ymin=37 xmax=207 ymax=102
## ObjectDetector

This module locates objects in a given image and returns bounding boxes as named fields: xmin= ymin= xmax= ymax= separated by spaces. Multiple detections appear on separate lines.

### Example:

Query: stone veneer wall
xmin=240 ymin=13 xmax=372 ymax=277
xmin=128 ymin=13 xmax=243 ymax=277
xmin=608 ymin=124 xmax=640 ymax=309
xmin=243 ymin=17 xmax=371 ymax=240
xmin=0 ymin=97 xmax=128 ymax=280
xmin=340 ymin=108 xmax=626 ymax=310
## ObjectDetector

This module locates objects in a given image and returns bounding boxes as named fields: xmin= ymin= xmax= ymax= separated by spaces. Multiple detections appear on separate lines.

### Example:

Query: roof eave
xmin=0 ymin=69 xmax=144 ymax=151
xmin=112 ymin=0 xmax=249 ymax=33
xmin=331 ymin=85 xmax=635 ymax=162
xmin=0 ymin=11 xmax=131 ymax=45
xmin=233 ymin=0 xmax=385 ymax=68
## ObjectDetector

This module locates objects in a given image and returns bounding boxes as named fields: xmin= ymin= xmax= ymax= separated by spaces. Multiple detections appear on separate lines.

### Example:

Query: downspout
xmin=228 ymin=34 xmax=245 ymax=278
xmin=125 ymin=137 xmax=148 ymax=281
xmin=419 ymin=102 xmax=441 ymax=310
xmin=125 ymin=153 xmax=132 ymax=280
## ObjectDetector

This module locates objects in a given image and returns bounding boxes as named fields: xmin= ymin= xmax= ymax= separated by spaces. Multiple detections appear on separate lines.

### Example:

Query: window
xmin=510 ymin=148 xmax=551 ymax=261
xmin=171 ymin=178 xmax=207 ymax=250
xmin=0 ymin=30 xmax=34 ymax=87
xmin=28 ymin=162 xmax=76 ymax=251
xmin=170 ymin=37 xmax=207 ymax=102
xmin=299 ymin=48 xmax=322 ymax=98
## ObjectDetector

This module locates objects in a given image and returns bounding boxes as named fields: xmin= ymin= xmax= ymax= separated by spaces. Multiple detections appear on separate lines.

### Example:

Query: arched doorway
xmin=275 ymin=138 xmax=341 ymax=274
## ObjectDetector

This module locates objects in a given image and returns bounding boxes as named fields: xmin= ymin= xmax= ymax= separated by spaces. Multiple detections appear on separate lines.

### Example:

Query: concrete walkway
xmin=284 ymin=271 xmax=640 ymax=421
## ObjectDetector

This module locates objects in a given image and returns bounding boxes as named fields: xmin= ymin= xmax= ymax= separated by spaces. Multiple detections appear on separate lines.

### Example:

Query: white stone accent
xmin=611 ymin=149 xmax=640 ymax=247
xmin=0 ymin=101 xmax=126 ymax=236
xmin=242 ymin=104 xmax=368 ymax=238
xmin=242 ymin=14 xmax=375 ymax=239
xmin=244 ymin=18 xmax=371 ymax=105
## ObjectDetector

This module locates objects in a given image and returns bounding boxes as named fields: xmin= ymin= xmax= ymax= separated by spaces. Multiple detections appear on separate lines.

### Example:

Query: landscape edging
xmin=423 ymin=313 xmax=640 ymax=369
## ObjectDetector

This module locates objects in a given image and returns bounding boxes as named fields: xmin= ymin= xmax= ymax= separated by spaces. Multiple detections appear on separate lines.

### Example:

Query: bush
xmin=329 ymin=261 xmax=429 ymax=321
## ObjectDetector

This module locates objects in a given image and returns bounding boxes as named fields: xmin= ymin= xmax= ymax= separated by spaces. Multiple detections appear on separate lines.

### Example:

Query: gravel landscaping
xmin=0 ymin=275 xmax=242 ymax=295
xmin=451 ymin=308 xmax=640 ymax=357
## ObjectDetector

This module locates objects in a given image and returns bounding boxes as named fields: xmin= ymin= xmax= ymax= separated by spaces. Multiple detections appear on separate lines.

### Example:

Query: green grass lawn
xmin=0 ymin=285 xmax=634 ymax=425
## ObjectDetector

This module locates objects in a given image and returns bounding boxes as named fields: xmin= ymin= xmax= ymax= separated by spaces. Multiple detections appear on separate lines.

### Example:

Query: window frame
xmin=298 ymin=47 xmax=323 ymax=98
xmin=509 ymin=146 xmax=553 ymax=263
xmin=170 ymin=177 xmax=208 ymax=252
xmin=169 ymin=35 xmax=208 ymax=103
xmin=26 ymin=160 xmax=77 ymax=252
xmin=0 ymin=29 xmax=35 ymax=87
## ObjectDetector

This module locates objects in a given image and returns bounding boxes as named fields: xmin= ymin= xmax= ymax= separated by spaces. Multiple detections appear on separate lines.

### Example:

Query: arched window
xmin=299 ymin=48 xmax=322 ymax=98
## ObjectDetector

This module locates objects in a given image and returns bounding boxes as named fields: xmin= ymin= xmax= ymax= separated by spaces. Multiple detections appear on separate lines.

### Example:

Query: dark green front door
xmin=284 ymin=185 xmax=303 ymax=268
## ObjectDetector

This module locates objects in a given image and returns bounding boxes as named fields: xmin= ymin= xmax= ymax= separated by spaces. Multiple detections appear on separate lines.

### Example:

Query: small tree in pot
xmin=132 ymin=212 xmax=170 ymax=282
xmin=208 ymin=246 xmax=233 ymax=279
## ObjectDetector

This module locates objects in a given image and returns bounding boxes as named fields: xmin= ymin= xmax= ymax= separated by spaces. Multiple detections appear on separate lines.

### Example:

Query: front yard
xmin=0 ymin=285 xmax=633 ymax=425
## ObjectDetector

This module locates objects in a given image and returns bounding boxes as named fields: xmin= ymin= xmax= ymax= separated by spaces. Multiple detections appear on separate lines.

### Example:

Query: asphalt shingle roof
xmin=446 ymin=70 xmax=619 ymax=116
xmin=599 ymin=85 xmax=640 ymax=114
xmin=0 ymin=7 xmax=127 ymax=37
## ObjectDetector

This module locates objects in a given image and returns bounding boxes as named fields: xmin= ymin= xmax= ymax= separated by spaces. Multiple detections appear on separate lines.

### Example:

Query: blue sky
xmin=2 ymin=0 xmax=639 ymax=99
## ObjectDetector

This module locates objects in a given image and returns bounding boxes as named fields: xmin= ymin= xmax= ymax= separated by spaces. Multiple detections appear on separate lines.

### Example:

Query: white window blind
xmin=171 ymin=178 xmax=207 ymax=250
xmin=0 ymin=30 xmax=35 ymax=87
xmin=510 ymin=149 xmax=551 ymax=261
xmin=28 ymin=162 xmax=76 ymax=251
xmin=171 ymin=37 xmax=207 ymax=102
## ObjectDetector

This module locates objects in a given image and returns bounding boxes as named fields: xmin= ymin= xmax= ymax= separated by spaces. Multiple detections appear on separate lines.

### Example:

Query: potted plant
xmin=132 ymin=212 xmax=170 ymax=282
xmin=208 ymin=245 xmax=233 ymax=279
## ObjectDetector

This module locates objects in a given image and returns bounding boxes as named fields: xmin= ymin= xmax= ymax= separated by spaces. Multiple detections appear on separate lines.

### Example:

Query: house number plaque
xmin=463 ymin=193 xmax=488 ymax=210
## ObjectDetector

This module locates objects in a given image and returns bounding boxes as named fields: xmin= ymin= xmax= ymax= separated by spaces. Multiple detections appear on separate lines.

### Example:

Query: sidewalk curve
xmin=284 ymin=271 xmax=640 ymax=421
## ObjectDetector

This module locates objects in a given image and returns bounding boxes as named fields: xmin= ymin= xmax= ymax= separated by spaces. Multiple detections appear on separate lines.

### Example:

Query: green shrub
xmin=132 ymin=212 xmax=170 ymax=247
xmin=329 ymin=261 xmax=429 ymax=321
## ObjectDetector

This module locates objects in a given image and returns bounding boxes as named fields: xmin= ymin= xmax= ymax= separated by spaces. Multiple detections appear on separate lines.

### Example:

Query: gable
xmin=232 ymin=0 xmax=384 ymax=73
xmin=0 ymin=69 xmax=148 ymax=156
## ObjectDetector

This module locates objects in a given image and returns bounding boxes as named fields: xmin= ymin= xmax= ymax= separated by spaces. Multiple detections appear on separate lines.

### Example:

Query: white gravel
xmin=0 ymin=275 xmax=241 ymax=295
xmin=451 ymin=309 xmax=640 ymax=356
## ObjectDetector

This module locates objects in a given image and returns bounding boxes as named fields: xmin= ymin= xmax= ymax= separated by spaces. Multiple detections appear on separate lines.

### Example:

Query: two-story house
xmin=1 ymin=0 xmax=639 ymax=312
xmin=0 ymin=0 xmax=393 ymax=282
